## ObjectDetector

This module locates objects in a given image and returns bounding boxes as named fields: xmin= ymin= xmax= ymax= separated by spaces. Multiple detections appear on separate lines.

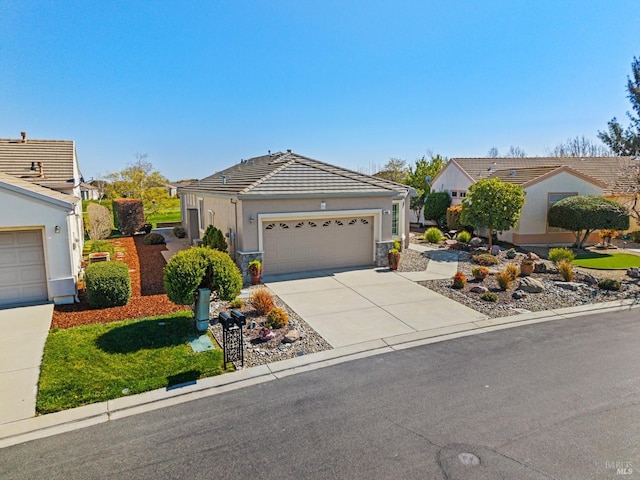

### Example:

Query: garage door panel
xmin=263 ymin=217 xmax=373 ymax=275
xmin=0 ymin=230 xmax=48 ymax=306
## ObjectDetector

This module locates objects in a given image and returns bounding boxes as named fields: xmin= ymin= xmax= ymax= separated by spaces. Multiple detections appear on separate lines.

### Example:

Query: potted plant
xmin=520 ymin=254 xmax=535 ymax=276
xmin=388 ymin=248 xmax=401 ymax=270
xmin=248 ymin=259 xmax=262 ymax=285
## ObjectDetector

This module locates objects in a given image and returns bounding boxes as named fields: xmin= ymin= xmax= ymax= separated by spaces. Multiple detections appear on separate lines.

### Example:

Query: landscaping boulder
xmin=282 ymin=329 xmax=300 ymax=343
xmin=469 ymin=237 xmax=483 ymax=248
xmin=578 ymin=273 xmax=599 ymax=285
xmin=534 ymin=260 xmax=557 ymax=274
xmin=490 ymin=245 xmax=501 ymax=256
xmin=470 ymin=285 xmax=489 ymax=294
xmin=518 ymin=277 xmax=545 ymax=293
xmin=555 ymin=281 xmax=581 ymax=291
xmin=627 ymin=267 xmax=640 ymax=278
xmin=512 ymin=290 xmax=528 ymax=299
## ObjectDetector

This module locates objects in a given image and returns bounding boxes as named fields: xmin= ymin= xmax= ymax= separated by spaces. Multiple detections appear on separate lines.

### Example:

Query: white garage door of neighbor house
xmin=262 ymin=217 xmax=374 ymax=275
xmin=0 ymin=230 xmax=48 ymax=307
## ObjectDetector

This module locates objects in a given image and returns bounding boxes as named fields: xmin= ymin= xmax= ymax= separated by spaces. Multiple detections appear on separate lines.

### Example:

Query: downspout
xmin=231 ymin=198 xmax=238 ymax=260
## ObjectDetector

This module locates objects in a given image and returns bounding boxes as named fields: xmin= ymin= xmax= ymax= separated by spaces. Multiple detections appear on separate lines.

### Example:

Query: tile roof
xmin=181 ymin=151 xmax=411 ymax=197
xmin=0 ymin=137 xmax=78 ymax=190
xmin=450 ymin=156 xmax=636 ymax=195
xmin=488 ymin=166 xmax=570 ymax=185
xmin=0 ymin=171 xmax=78 ymax=208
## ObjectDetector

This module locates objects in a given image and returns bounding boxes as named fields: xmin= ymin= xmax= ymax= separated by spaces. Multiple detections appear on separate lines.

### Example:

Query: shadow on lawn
xmin=95 ymin=316 xmax=194 ymax=353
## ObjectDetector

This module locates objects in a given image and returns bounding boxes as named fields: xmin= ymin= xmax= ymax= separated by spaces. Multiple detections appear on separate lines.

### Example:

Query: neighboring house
xmin=179 ymin=151 xmax=414 ymax=280
xmin=431 ymin=156 xmax=635 ymax=246
xmin=0 ymin=133 xmax=84 ymax=306
xmin=80 ymin=182 xmax=100 ymax=200
xmin=166 ymin=180 xmax=193 ymax=197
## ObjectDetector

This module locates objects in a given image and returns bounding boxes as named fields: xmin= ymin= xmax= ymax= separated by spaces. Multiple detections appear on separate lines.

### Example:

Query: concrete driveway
xmin=265 ymin=267 xmax=487 ymax=348
xmin=0 ymin=304 xmax=53 ymax=425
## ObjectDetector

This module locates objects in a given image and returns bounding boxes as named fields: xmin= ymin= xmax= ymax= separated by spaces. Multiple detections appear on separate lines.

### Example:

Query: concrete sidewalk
xmin=397 ymin=243 xmax=459 ymax=281
xmin=0 ymin=304 xmax=53 ymax=425
xmin=153 ymin=227 xmax=190 ymax=263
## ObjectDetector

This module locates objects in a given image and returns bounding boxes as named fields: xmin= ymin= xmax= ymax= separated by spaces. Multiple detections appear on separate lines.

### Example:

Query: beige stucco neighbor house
xmin=0 ymin=134 xmax=84 ymax=306
xmin=431 ymin=156 xmax=635 ymax=246
xmin=179 ymin=151 xmax=414 ymax=280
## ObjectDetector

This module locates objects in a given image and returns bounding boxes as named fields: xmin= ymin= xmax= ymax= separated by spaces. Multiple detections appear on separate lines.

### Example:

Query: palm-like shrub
xmin=250 ymin=288 xmax=275 ymax=315
xmin=505 ymin=263 xmax=519 ymax=281
xmin=495 ymin=269 xmax=512 ymax=291
xmin=557 ymin=260 xmax=575 ymax=281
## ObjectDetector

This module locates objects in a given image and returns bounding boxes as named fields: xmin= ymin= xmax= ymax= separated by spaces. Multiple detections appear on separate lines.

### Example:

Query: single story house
xmin=179 ymin=151 xmax=414 ymax=280
xmin=166 ymin=180 xmax=193 ymax=197
xmin=80 ymin=181 xmax=100 ymax=200
xmin=430 ymin=156 xmax=635 ymax=246
xmin=0 ymin=133 xmax=84 ymax=306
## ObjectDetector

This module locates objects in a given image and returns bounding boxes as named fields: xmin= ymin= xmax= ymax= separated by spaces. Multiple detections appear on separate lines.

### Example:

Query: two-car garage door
xmin=262 ymin=216 xmax=374 ymax=275
xmin=0 ymin=230 xmax=48 ymax=307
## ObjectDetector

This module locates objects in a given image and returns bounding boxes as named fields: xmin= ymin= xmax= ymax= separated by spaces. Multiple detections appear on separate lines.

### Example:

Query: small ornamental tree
xmin=202 ymin=225 xmax=228 ymax=253
xmin=164 ymin=247 xmax=242 ymax=305
xmin=86 ymin=203 xmax=112 ymax=240
xmin=547 ymin=195 xmax=629 ymax=248
xmin=460 ymin=178 xmax=526 ymax=250
xmin=422 ymin=191 xmax=451 ymax=228
xmin=112 ymin=199 xmax=144 ymax=236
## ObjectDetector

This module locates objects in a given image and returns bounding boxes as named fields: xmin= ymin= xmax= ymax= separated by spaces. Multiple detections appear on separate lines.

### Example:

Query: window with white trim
xmin=198 ymin=199 xmax=204 ymax=230
xmin=547 ymin=193 xmax=576 ymax=233
xmin=392 ymin=202 xmax=400 ymax=236
xmin=208 ymin=210 xmax=215 ymax=227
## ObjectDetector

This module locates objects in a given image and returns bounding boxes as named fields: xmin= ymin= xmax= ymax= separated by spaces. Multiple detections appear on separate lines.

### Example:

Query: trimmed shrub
xmin=456 ymin=230 xmax=471 ymax=243
xmin=472 ymin=253 xmax=499 ymax=266
xmin=471 ymin=266 xmax=490 ymax=281
xmin=265 ymin=307 xmax=289 ymax=329
xmin=548 ymin=247 xmax=576 ymax=265
xmin=86 ymin=203 xmax=112 ymax=240
xmin=631 ymin=231 xmax=640 ymax=243
xmin=505 ymin=263 xmax=519 ymax=281
xmin=143 ymin=232 xmax=166 ymax=245
xmin=85 ymin=240 xmax=115 ymax=257
xmin=112 ymin=199 xmax=144 ymax=236
xmin=423 ymin=191 xmax=451 ymax=227
xmin=164 ymin=247 xmax=242 ymax=305
xmin=598 ymin=278 xmax=621 ymax=291
xmin=480 ymin=291 xmax=498 ymax=302
xmin=173 ymin=226 xmax=186 ymax=238
xmin=250 ymin=288 xmax=275 ymax=315
xmin=452 ymin=271 xmax=467 ymax=289
xmin=446 ymin=205 xmax=462 ymax=231
xmin=229 ymin=298 xmax=244 ymax=309
xmin=85 ymin=261 xmax=131 ymax=308
xmin=424 ymin=227 xmax=444 ymax=243
xmin=202 ymin=225 xmax=228 ymax=253
xmin=557 ymin=259 xmax=574 ymax=282
xmin=495 ymin=269 xmax=512 ymax=291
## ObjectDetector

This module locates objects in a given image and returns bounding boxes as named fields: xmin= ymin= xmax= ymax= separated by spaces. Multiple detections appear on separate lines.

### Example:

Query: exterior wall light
xmin=54 ymin=225 xmax=61 ymax=233
xmin=248 ymin=215 xmax=255 ymax=224
xmin=320 ymin=201 xmax=326 ymax=210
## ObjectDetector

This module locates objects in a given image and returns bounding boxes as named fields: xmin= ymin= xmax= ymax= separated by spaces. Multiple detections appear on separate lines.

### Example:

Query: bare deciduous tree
xmin=87 ymin=203 xmax=112 ymax=240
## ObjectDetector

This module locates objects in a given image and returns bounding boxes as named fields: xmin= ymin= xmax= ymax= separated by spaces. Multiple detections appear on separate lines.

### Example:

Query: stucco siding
xmin=431 ymin=163 xmax=473 ymax=206
xmin=0 ymin=188 xmax=79 ymax=303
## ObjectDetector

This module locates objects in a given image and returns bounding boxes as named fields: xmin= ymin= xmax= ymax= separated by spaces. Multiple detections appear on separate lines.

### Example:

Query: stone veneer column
xmin=375 ymin=240 xmax=395 ymax=267
xmin=236 ymin=251 xmax=263 ymax=285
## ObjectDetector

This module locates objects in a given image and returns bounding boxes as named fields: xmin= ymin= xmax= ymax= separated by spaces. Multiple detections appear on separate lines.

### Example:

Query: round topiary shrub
xmin=265 ymin=306 xmax=289 ymax=329
xmin=164 ymin=247 xmax=242 ymax=305
xmin=143 ymin=232 xmax=166 ymax=245
xmin=548 ymin=247 xmax=575 ymax=265
xmin=471 ymin=266 xmax=489 ymax=281
xmin=85 ymin=261 xmax=131 ymax=308
xmin=424 ymin=227 xmax=444 ymax=243
xmin=172 ymin=225 xmax=186 ymax=238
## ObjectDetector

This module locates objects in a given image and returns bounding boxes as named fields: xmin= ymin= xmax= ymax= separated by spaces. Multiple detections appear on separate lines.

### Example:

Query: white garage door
xmin=0 ymin=230 xmax=48 ymax=307
xmin=262 ymin=217 xmax=374 ymax=275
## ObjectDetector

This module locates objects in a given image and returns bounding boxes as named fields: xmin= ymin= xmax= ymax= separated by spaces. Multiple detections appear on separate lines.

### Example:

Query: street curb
xmin=1 ymin=299 xmax=638 ymax=448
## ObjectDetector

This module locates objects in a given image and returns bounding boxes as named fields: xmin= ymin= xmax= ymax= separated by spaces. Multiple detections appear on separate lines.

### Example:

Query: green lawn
xmin=37 ymin=311 xmax=227 ymax=414
xmin=572 ymin=252 xmax=640 ymax=269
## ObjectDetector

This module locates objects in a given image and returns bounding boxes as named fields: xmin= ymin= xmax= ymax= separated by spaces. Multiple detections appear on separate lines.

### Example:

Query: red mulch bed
xmin=52 ymin=235 xmax=189 ymax=329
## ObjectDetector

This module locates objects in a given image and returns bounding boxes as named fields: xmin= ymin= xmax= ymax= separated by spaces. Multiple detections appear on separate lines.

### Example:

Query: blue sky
xmin=1 ymin=1 xmax=638 ymax=181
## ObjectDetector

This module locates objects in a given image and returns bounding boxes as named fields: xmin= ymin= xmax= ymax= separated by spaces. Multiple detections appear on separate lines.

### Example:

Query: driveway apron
xmin=265 ymin=266 xmax=486 ymax=348
xmin=0 ymin=304 xmax=53 ymax=425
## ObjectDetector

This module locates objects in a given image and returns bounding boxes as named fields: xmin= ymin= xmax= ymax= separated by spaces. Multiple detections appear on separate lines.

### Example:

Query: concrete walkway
xmin=153 ymin=227 xmax=190 ymax=263
xmin=0 ymin=304 xmax=53 ymax=425
xmin=397 ymin=243 xmax=459 ymax=281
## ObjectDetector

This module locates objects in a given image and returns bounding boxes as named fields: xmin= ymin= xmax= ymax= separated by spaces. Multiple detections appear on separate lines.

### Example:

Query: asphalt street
xmin=1 ymin=311 xmax=638 ymax=479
